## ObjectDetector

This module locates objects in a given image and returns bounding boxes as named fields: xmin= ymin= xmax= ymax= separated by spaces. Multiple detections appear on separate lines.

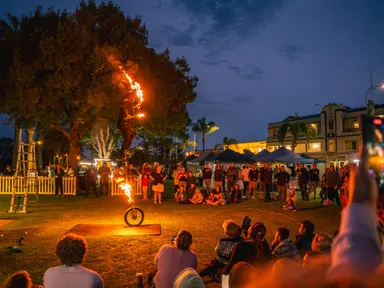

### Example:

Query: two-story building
xmin=267 ymin=103 xmax=384 ymax=162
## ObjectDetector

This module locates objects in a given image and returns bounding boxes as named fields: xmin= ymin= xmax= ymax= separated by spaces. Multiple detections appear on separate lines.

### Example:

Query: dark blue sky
xmin=2 ymin=0 xmax=384 ymax=149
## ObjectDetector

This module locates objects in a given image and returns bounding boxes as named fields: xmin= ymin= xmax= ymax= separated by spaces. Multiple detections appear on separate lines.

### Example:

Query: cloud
xmin=194 ymin=99 xmax=231 ymax=106
xmin=200 ymin=59 xmax=227 ymax=66
xmin=160 ymin=23 xmax=197 ymax=47
xmin=174 ymin=0 xmax=283 ymax=49
xmin=279 ymin=45 xmax=306 ymax=61
xmin=227 ymin=64 xmax=264 ymax=80
xmin=231 ymin=96 xmax=254 ymax=102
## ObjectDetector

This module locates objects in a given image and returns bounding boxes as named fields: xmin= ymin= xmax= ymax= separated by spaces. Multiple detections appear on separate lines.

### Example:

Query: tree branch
xmin=50 ymin=125 xmax=71 ymax=141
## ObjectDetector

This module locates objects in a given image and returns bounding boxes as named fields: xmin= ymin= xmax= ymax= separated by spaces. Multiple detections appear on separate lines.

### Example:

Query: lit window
xmin=353 ymin=120 xmax=359 ymax=129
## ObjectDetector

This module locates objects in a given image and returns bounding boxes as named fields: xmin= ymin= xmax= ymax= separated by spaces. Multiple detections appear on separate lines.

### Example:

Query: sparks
xmin=118 ymin=65 xmax=144 ymax=103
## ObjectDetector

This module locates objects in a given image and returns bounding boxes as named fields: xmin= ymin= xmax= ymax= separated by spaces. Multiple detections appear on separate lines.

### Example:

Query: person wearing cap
xmin=173 ymin=268 xmax=204 ymax=288
xmin=199 ymin=220 xmax=243 ymax=278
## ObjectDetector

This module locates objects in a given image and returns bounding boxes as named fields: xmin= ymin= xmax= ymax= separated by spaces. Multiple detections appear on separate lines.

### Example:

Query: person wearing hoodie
xmin=271 ymin=227 xmax=300 ymax=262
xmin=150 ymin=230 xmax=197 ymax=288
xmin=173 ymin=268 xmax=204 ymax=288
xmin=199 ymin=220 xmax=243 ymax=278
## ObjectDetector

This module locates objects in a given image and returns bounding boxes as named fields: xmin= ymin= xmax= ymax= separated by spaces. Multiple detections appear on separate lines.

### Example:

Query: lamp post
xmin=366 ymin=84 xmax=384 ymax=116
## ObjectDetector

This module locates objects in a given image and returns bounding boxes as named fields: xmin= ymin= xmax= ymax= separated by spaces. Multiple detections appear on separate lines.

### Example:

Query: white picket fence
xmin=0 ymin=176 xmax=77 ymax=195
xmin=0 ymin=176 xmax=142 ymax=196
xmin=111 ymin=177 xmax=142 ymax=196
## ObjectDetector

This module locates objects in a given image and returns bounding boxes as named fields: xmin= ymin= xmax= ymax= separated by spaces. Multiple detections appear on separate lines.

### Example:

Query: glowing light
xmin=374 ymin=118 xmax=382 ymax=125
xmin=137 ymin=113 xmax=145 ymax=118
xmin=313 ymin=144 xmax=319 ymax=149
xmin=118 ymin=65 xmax=144 ymax=103
xmin=116 ymin=178 xmax=133 ymax=203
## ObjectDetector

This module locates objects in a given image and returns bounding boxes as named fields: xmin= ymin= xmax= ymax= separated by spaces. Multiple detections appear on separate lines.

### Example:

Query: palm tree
xmin=222 ymin=136 xmax=237 ymax=150
xmin=191 ymin=117 xmax=219 ymax=152
xmin=277 ymin=120 xmax=316 ymax=152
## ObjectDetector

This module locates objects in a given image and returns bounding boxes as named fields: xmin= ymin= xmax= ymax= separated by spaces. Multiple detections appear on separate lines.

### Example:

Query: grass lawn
xmin=0 ymin=183 xmax=341 ymax=287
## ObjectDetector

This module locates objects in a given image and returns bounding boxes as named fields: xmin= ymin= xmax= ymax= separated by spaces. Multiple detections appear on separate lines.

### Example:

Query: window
xmin=353 ymin=119 xmax=359 ymax=129
xmin=309 ymin=142 xmax=321 ymax=152
xmin=328 ymin=119 xmax=335 ymax=131
xmin=329 ymin=139 xmax=335 ymax=152
xmin=345 ymin=141 xmax=358 ymax=151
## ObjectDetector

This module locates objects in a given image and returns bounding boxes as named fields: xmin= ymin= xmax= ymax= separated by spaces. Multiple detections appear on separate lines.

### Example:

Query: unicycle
xmin=124 ymin=205 xmax=144 ymax=226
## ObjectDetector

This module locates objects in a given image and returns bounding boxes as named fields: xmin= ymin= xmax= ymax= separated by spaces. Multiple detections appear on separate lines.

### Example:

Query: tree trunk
xmin=292 ymin=139 xmax=297 ymax=152
xmin=68 ymin=140 xmax=80 ymax=169
xmin=12 ymin=122 xmax=21 ymax=168
xmin=202 ymin=133 xmax=206 ymax=152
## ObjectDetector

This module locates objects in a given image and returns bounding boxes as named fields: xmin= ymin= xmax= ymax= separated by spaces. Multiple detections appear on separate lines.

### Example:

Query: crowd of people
xmin=3 ymin=147 xmax=384 ymax=288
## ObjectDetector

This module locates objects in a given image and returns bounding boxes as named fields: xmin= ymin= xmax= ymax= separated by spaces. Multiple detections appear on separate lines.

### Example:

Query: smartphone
xmin=171 ymin=236 xmax=176 ymax=245
xmin=361 ymin=115 xmax=384 ymax=193
xmin=221 ymin=274 xmax=229 ymax=288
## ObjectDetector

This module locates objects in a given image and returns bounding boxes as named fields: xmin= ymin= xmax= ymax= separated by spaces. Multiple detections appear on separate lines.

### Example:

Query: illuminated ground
xmin=0 ymin=192 xmax=340 ymax=287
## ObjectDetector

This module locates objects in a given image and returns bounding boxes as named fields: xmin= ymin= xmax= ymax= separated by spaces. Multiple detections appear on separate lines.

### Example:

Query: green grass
xmin=0 ymin=186 xmax=340 ymax=288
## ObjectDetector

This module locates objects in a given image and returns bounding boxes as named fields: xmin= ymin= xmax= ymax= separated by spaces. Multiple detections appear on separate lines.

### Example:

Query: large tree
xmin=1 ymin=1 xmax=198 ymax=167
xmin=192 ymin=117 xmax=218 ymax=152
xmin=277 ymin=120 xmax=316 ymax=152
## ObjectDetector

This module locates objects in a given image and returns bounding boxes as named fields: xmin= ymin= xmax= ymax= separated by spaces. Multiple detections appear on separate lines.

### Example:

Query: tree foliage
xmin=277 ymin=120 xmax=316 ymax=152
xmin=191 ymin=117 xmax=218 ymax=152
xmin=0 ymin=1 xmax=198 ymax=167
xmin=222 ymin=136 xmax=237 ymax=150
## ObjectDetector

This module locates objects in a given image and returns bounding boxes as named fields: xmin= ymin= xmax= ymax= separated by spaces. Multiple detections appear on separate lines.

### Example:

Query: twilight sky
xmin=2 ymin=0 xmax=384 ymax=149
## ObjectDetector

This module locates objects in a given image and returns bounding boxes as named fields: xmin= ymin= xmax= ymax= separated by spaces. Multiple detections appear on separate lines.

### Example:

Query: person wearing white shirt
xmin=241 ymin=163 xmax=251 ymax=198
xmin=44 ymin=233 xmax=103 ymax=288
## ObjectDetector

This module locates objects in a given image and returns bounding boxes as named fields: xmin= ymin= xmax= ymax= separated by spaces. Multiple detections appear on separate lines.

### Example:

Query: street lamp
xmin=366 ymin=84 xmax=384 ymax=115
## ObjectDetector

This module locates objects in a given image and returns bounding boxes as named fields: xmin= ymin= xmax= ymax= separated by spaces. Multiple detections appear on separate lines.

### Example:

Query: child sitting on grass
xmin=213 ymin=192 xmax=227 ymax=206
xmin=205 ymin=191 xmax=218 ymax=205
xmin=175 ymin=186 xmax=187 ymax=204
xmin=283 ymin=188 xmax=298 ymax=212
xmin=230 ymin=184 xmax=242 ymax=204
xmin=190 ymin=188 xmax=203 ymax=204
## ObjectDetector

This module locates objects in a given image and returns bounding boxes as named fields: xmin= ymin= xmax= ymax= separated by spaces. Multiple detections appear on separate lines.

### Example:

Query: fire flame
xmin=116 ymin=178 xmax=133 ymax=203
xmin=118 ymin=65 xmax=144 ymax=104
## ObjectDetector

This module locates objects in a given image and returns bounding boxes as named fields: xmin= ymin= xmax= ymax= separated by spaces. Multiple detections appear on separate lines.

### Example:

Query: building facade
xmin=228 ymin=140 xmax=267 ymax=154
xmin=267 ymin=103 xmax=384 ymax=162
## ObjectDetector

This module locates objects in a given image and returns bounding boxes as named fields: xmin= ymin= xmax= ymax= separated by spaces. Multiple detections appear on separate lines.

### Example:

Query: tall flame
xmin=116 ymin=178 xmax=133 ymax=203
xmin=118 ymin=65 xmax=144 ymax=103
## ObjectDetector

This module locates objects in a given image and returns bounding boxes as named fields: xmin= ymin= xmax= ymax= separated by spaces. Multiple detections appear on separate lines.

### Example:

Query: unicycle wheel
xmin=124 ymin=207 xmax=144 ymax=226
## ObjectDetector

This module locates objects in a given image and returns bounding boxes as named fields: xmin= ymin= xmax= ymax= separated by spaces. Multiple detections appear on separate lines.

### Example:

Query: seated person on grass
xmin=271 ymin=227 xmax=300 ymax=262
xmin=230 ymin=184 xmax=242 ymax=204
xmin=148 ymin=230 xmax=197 ymax=288
xmin=212 ymin=192 xmax=227 ymax=206
xmin=175 ymin=186 xmax=187 ymax=204
xmin=199 ymin=220 xmax=243 ymax=279
xmin=189 ymin=188 xmax=203 ymax=204
xmin=4 ymin=270 xmax=43 ymax=288
xmin=205 ymin=191 xmax=219 ymax=205
xmin=187 ymin=183 xmax=196 ymax=201
xmin=43 ymin=233 xmax=103 ymax=288
xmin=222 ymin=222 xmax=271 ymax=275
xmin=282 ymin=187 xmax=298 ymax=212
xmin=295 ymin=220 xmax=315 ymax=256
